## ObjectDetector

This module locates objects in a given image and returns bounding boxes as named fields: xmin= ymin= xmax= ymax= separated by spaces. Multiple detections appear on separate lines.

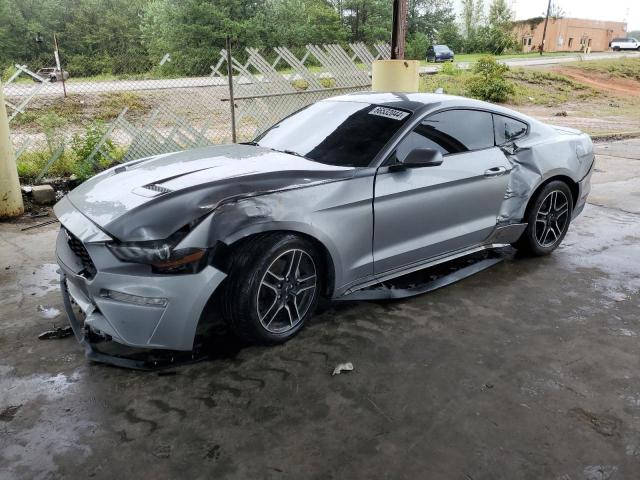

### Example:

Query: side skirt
xmin=336 ymin=223 xmax=526 ymax=300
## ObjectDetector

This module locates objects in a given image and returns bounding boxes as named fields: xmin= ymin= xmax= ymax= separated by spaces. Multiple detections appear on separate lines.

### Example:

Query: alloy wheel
xmin=535 ymin=190 xmax=570 ymax=248
xmin=256 ymin=249 xmax=317 ymax=334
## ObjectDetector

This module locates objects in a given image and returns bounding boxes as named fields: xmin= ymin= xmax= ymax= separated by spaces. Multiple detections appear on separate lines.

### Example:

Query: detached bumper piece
xmin=339 ymin=247 xmax=511 ymax=301
xmin=60 ymin=274 xmax=208 ymax=370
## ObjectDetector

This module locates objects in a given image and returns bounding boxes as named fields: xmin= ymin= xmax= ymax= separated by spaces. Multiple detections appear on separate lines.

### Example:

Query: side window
xmin=493 ymin=114 xmax=528 ymax=145
xmin=422 ymin=110 xmax=494 ymax=152
xmin=394 ymin=125 xmax=452 ymax=161
xmin=394 ymin=109 xmax=494 ymax=162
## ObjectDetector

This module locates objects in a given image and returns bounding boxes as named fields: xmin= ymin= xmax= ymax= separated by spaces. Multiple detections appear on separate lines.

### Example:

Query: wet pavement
xmin=1 ymin=139 xmax=639 ymax=479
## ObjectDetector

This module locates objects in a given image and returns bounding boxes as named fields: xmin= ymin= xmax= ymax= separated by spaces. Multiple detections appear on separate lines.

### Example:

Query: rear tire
xmin=513 ymin=180 xmax=573 ymax=256
xmin=220 ymin=233 xmax=322 ymax=344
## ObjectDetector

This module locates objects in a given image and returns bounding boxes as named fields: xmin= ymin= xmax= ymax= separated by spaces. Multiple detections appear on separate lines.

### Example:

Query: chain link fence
xmin=3 ymin=42 xmax=389 ymax=183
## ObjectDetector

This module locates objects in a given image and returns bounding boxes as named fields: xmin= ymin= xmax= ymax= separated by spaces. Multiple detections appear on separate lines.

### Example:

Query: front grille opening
xmin=64 ymin=228 xmax=97 ymax=279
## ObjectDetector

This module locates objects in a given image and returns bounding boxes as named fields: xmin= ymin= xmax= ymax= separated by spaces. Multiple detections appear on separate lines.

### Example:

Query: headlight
xmin=107 ymin=230 xmax=206 ymax=274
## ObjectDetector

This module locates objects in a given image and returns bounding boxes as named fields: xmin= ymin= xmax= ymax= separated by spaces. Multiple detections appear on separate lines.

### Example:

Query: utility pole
xmin=0 ymin=83 xmax=25 ymax=218
xmin=540 ymin=0 xmax=552 ymax=55
xmin=391 ymin=0 xmax=408 ymax=59
xmin=371 ymin=0 xmax=417 ymax=92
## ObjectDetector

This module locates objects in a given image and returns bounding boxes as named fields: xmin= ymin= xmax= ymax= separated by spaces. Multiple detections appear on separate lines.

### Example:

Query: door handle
xmin=484 ymin=166 xmax=509 ymax=177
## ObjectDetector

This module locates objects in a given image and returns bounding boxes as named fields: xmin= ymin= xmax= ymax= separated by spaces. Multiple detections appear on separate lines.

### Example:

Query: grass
xmin=563 ymin=58 xmax=640 ymax=81
xmin=95 ymin=92 xmax=150 ymax=120
xmin=419 ymin=65 xmax=600 ymax=106
xmin=9 ymin=91 xmax=151 ymax=129
xmin=506 ymin=69 xmax=598 ymax=105
xmin=420 ymin=51 xmax=579 ymax=65
xmin=16 ymin=146 xmax=126 ymax=181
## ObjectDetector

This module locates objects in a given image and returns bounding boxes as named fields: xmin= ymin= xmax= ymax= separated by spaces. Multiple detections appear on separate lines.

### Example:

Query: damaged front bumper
xmin=59 ymin=273 xmax=205 ymax=369
xmin=54 ymin=207 xmax=227 ymax=368
xmin=57 ymin=257 xmax=225 ymax=369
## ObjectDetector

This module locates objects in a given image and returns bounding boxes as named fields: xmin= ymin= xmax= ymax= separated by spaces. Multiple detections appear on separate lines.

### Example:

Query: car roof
xmin=325 ymin=92 xmax=524 ymax=117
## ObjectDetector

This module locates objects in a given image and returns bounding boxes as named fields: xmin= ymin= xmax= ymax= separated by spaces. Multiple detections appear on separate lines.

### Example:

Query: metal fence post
xmin=226 ymin=35 xmax=237 ymax=143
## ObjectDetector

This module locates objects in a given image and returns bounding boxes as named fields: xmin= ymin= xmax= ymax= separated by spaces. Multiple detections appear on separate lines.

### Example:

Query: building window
xmin=528 ymin=38 xmax=532 ymax=45
xmin=568 ymin=38 xmax=574 ymax=48
xmin=588 ymin=38 xmax=592 ymax=47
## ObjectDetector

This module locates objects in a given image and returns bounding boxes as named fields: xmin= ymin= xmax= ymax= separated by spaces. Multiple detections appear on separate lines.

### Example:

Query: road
xmin=420 ymin=50 xmax=640 ymax=73
xmin=1 ymin=139 xmax=639 ymax=479
xmin=4 ymin=51 xmax=640 ymax=98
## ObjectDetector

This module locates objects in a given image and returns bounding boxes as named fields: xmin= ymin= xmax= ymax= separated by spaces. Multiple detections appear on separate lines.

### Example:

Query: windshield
xmin=434 ymin=46 xmax=449 ymax=52
xmin=255 ymin=101 xmax=411 ymax=167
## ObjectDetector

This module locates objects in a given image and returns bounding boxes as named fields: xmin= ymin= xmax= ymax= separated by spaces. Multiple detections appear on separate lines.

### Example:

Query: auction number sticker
xmin=368 ymin=106 xmax=409 ymax=121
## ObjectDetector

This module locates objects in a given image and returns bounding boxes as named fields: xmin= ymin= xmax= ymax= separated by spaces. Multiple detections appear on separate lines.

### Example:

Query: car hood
xmin=60 ymin=144 xmax=354 ymax=241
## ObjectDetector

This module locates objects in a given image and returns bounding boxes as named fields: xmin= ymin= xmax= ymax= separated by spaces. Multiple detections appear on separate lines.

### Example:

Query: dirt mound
xmin=552 ymin=67 xmax=640 ymax=97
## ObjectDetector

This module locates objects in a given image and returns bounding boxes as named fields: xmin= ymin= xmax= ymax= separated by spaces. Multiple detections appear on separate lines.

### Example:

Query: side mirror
xmin=399 ymin=147 xmax=443 ymax=168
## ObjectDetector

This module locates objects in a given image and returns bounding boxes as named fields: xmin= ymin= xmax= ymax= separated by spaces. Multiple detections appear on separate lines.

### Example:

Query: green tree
xmin=341 ymin=0 xmax=390 ymax=43
xmin=141 ymin=0 xmax=265 ymax=76
xmin=488 ymin=0 xmax=511 ymax=27
xmin=260 ymin=0 xmax=347 ymax=47
xmin=437 ymin=20 xmax=463 ymax=52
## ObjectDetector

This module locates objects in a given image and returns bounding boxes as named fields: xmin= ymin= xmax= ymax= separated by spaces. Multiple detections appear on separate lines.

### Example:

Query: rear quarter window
xmin=493 ymin=114 xmax=528 ymax=145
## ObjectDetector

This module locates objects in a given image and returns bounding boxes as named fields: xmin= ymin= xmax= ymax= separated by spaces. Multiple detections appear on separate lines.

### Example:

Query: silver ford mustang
xmin=54 ymin=92 xmax=594 ymax=363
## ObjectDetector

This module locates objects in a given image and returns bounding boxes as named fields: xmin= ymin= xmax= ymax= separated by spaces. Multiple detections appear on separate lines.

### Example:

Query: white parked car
xmin=610 ymin=37 xmax=640 ymax=51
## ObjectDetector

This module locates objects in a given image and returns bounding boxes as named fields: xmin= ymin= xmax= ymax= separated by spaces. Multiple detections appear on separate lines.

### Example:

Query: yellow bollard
xmin=0 ymin=82 xmax=24 ymax=218
xmin=371 ymin=60 xmax=420 ymax=93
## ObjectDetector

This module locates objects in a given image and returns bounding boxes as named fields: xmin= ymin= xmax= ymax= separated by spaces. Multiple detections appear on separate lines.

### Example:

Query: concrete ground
xmin=1 ymin=139 xmax=639 ymax=480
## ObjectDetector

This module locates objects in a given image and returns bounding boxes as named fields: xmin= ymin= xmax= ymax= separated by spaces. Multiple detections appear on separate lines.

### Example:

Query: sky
xmin=511 ymin=0 xmax=640 ymax=31
xmin=453 ymin=0 xmax=640 ymax=32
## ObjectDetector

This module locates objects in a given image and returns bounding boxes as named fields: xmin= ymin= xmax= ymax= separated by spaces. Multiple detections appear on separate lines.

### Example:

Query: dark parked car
xmin=427 ymin=45 xmax=454 ymax=62
xmin=33 ymin=67 xmax=69 ymax=82
xmin=54 ymin=92 xmax=594 ymax=366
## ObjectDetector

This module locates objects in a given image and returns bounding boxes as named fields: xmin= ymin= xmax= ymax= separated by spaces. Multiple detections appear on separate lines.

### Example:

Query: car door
xmin=372 ymin=109 xmax=512 ymax=275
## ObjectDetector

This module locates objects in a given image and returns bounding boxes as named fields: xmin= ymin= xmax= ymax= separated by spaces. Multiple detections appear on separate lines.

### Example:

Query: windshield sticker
xmin=368 ymin=106 xmax=409 ymax=121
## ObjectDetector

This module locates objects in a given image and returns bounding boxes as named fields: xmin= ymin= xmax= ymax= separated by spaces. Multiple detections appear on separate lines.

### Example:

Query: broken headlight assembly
xmin=107 ymin=229 xmax=207 ymax=274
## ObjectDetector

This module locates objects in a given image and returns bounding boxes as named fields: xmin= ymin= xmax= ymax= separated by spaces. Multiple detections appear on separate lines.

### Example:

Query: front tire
xmin=220 ymin=233 xmax=322 ymax=344
xmin=513 ymin=180 xmax=573 ymax=256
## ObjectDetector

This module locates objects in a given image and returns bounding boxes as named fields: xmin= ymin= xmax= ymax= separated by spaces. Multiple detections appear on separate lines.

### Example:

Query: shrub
xmin=465 ymin=55 xmax=515 ymax=102
xmin=69 ymin=121 xmax=121 ymax=179
xmin=2 ymin=64 xmax=17 ymax=82
xmin=440 ymin=62 xmax=462 ymax=76
xmin=16 ymin=121 xmax=123 ymax=182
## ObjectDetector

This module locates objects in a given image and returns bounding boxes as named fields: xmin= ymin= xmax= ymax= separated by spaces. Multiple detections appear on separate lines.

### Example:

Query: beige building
xmin=513 ymin=17 xmax=627 ymax=52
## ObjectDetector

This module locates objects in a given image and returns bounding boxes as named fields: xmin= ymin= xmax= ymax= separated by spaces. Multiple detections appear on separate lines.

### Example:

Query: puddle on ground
xmin=0 ymin=365 xmax=82 ymax=406
xmin=37 ymin=305 xmax=61 ymax=319
xmin=558 ymin=205 xmax=640 ymax=302
xmin=0 ymin=366 xmax=95 ymax=480
xmin=19 ymin=263 xmax=60 ymax=298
